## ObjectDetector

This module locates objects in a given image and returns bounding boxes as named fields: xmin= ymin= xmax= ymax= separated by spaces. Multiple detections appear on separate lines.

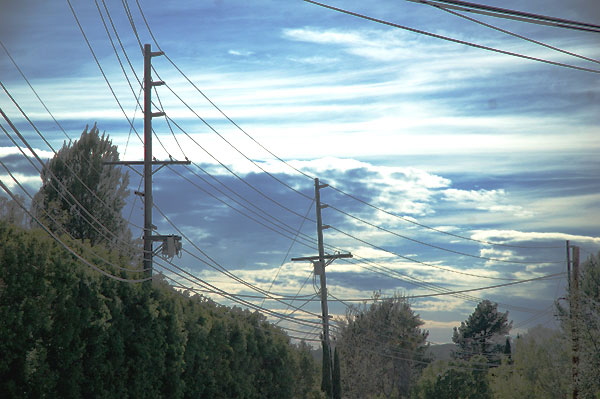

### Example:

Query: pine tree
xmin=452 ymin=300 xmax=512 ymax=364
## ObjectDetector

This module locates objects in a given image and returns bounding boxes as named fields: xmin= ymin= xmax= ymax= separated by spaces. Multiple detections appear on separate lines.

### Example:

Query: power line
xmin=261 ymin=199 xmax=315 ymax=307
xmin=52 ymin=0 xmax=580 ymax=338
xmin=302 ymin=0 xmax=600 ymax=74
xmin=150 ymin=255 xmax=324 ymax=329
xmin=432 ymin=4 xmax=600 ymax=65
xmin=93 ymin=0 xmax=143 ymax=108
xmin=406 ymin=0 xmax=600 ymax=33
xmin=157 ymin=79 xmax=313 ymax=200
xmin=334 ymin=256 xmax=544 ymax=314
xmin=131 ymin=0 xmax=316 ymax=194
xmin=162 ymin=272 xmax=323 ymax=343
xmin=163 ymin=114 xmax=313 ymax=220
xmin=0 ymin=40 xmax=72 ymax=144
xmin=166 ymin=164 xmax=317 ymax=250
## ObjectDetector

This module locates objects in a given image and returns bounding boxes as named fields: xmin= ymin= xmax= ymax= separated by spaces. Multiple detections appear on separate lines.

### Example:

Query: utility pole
xmin=291 ymin=178 xmax=352 ymax=397
xmin=567 ymin=242 xmax=580 ymax=399
xmin=106 ymin=44 xmax=189 ymax=280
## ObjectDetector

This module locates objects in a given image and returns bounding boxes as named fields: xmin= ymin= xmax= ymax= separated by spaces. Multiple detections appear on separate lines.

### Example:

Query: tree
xmin=452 ymin=300 xmax=512 ymax=363
xmin=31 ymin=123 xmax=130 ymax=249
xmin=489 ymin=325 xmax=570 ymax=398
xmin=336 ymin=293 xmax=429 ymax=398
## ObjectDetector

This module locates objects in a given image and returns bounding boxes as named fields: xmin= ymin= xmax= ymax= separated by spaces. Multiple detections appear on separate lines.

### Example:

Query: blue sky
xmin=1 ymin=0 xmax=599 ymax=343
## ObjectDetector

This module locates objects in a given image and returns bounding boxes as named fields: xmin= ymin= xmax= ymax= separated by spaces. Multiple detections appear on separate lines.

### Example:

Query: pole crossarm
xmin=103 ymin=161 xmax=191 ymax=165
xmin=291 ymin=253 xmax=353 ymax=262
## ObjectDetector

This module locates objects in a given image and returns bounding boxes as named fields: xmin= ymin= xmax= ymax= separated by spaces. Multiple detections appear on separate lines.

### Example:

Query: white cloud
xmin=471 ymin=229 xmax=600 ymax=245
xmin=441 ymin=188 xmax=532 ymax=217
xmin=443 ymin=188 xmax=505 ymax=203
xmin=0 ymin=172 xmax=40 ymax=190
xmin=0 ymin=146 xmax=55 ymax=160
xmin=228 ymin=49 xmax=254 ymax=56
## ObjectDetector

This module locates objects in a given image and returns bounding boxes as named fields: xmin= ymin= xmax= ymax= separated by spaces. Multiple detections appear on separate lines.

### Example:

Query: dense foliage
xmin=489 ymin=326 xmax=570 ymax=398
xmin=0 ymin=221 xmax=320 ymax=398
xmin=412 ymin=356 xmax=491 ymax=399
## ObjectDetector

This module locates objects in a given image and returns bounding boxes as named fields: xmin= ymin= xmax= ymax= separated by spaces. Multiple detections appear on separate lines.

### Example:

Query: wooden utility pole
xmin=291 ymin=178 xmax=351 ymax=397
xmin=106 ymin=44 xmax=189 ymax=280
xmin=568 ymin=242 xmax=580 ymax=399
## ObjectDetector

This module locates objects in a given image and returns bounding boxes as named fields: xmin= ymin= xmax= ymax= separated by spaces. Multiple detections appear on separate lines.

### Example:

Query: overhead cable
xmin=406 ymin=0 xmax=600 ymax=33
xmin=432 ymin=4 xmax=600 ymax=65
xmin=128 ymin=0 xmax=562 ymax=253
xmin=303 ymin=0 xmax=600 ymax=74
xmin=66 ymin=0 xmax=143 ymax=143
xmin=0 ymin=40 xmax=72 ymax=144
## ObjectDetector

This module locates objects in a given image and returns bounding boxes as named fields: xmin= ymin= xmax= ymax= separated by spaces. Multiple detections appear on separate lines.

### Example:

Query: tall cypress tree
xmin=321 ymin=342 xmax=333 ymax=398
xmin=332 ymin=346 xmax=341 ymax=399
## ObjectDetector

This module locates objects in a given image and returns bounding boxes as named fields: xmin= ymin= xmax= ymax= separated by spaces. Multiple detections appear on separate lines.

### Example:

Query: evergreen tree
xmin=31 ymin=123 xmax=130 ymax=250
xmin=502 ymin=337 xmax=511 ymax=355
xmin=452 ymin=300 xmax=512 ymax=363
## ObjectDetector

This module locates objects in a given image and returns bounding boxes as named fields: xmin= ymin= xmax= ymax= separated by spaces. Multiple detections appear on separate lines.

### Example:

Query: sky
xmin=1 ymin=0 xmax=599 ymax=344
